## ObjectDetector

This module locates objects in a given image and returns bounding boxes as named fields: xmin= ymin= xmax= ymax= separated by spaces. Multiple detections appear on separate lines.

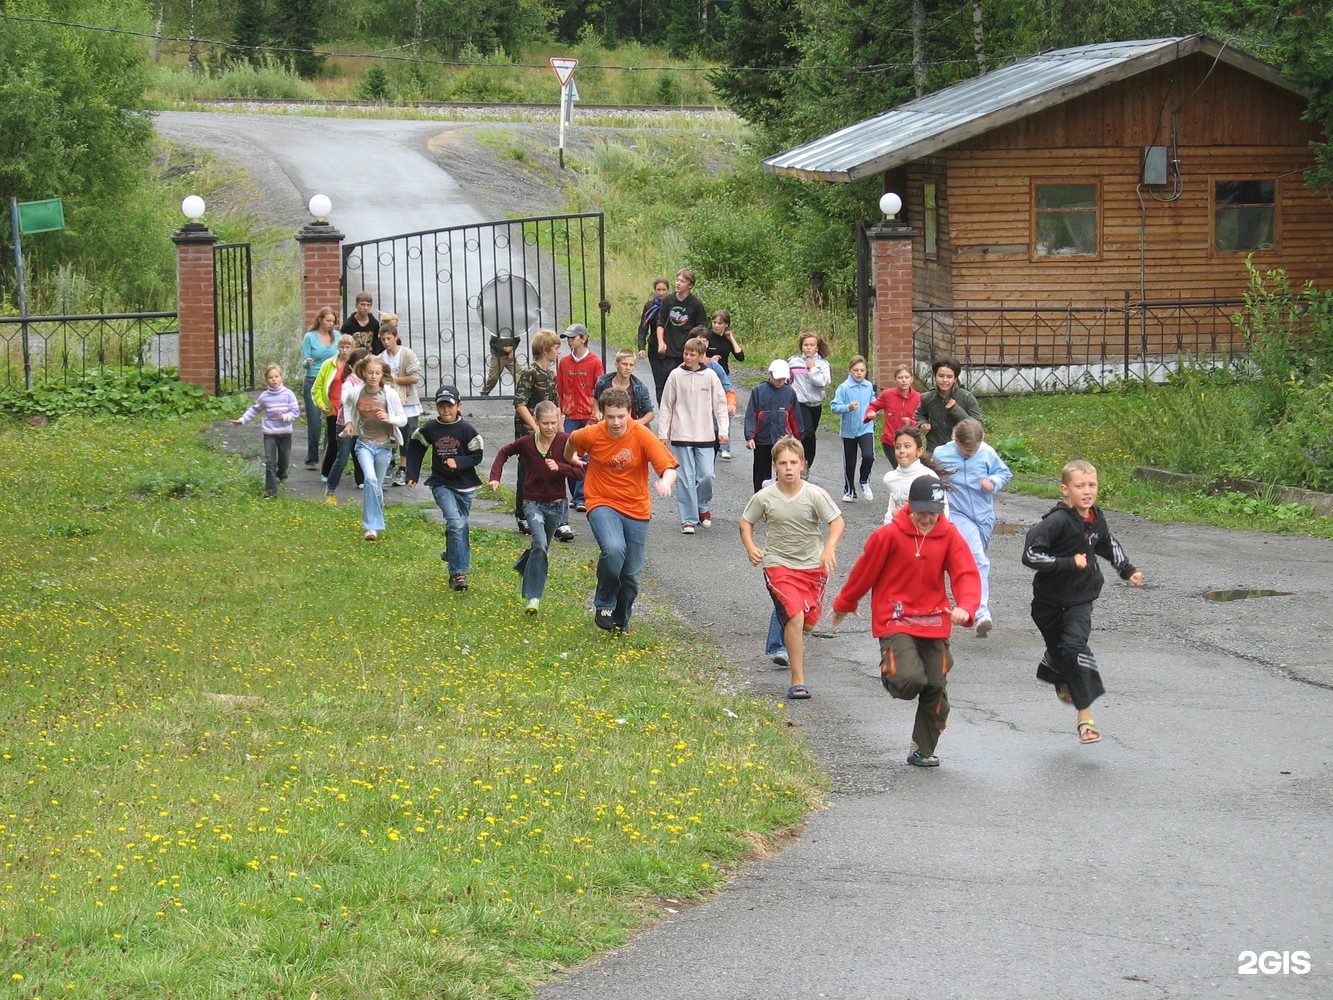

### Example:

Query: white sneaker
xmin=681 ymin=524 xmax=696 ymax=535
xmin=859 ymin=482 xmax=874 ymax=501
xmin=525 ymin=598 xmax=540 ymax=615
xmin=842 ymin=491 xmax=857 ymax=502
xmin=975 ymin=616 xmax=993 ymax=638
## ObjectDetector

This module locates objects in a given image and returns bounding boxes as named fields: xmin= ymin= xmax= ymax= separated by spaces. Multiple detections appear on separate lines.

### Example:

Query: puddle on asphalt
xmin=1203 ymin=589 xmax=1293 ymax=601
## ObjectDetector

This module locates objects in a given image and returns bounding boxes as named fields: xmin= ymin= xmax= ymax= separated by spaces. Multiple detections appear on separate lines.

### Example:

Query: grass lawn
xmin=0 ymin=417 xmax=825 ymax=999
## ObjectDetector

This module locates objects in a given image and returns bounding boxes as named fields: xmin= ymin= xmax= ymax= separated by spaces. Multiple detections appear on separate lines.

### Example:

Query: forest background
xmin=2 ymin=0 xmax=1329 ymax=314
xmin=1 ymin=0 xmax=1332 ymax=499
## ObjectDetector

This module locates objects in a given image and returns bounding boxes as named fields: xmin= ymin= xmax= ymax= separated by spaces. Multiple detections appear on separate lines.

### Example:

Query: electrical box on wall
xmin=1143 ymin=146 xmax=1169 ymax=185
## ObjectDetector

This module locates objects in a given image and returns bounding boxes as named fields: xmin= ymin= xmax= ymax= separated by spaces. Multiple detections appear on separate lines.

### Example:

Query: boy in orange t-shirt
xmin=566 ymin=388 xmax=678 ymax=633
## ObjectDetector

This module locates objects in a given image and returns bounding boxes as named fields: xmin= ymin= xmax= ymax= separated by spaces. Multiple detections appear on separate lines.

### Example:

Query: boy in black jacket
xmin=406 ymin=386 xmax=484 ymax=592
xmin=1021 ymin=460 xmax=1144 ymax=744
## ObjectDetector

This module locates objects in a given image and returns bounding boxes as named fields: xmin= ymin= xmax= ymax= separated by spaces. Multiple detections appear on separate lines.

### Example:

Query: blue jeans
xmin=354 ymin=439 xmax=393 ymax=531
xmin=515 ymin=499 xmax=567 ymax=599
xmin=587 ymin=505 xmax=651 ymax=630
xmin=672 ymin=444 xmax=716 ymax=524
xmin=302 ymin=375 xmax=322 ymax=464
xmin=432 ymin=484 xmax=475 ymax=575
xmin=765 ymin=609 xmax=787 ymax=657
xmin=326 ymin=428 xmax=359 ymax=492
xmin=564 ymin=417 xmax=590 ymax=504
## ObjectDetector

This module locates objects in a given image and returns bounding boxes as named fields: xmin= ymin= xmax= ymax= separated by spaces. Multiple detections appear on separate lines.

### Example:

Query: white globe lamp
xmin=879 ymin=191 xmax=903 ymax=221
xmin=308 ymin=194 xmax=332 ymax=221
xmin=181 ymin=195 xmax=206 ymax=222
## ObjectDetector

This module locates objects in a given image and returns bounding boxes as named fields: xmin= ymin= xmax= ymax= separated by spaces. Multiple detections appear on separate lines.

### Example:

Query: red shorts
xmin=764 ymin=566 xmax=829 ymax=629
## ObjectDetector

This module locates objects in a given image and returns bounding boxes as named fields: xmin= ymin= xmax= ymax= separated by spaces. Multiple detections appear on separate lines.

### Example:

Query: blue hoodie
xmin=830 ymin=375 xmax=877 ymax=439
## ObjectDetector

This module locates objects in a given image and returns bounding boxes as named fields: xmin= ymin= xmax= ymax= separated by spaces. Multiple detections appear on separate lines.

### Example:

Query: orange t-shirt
xmin=569 ymin=421 xmax=678 ymax=521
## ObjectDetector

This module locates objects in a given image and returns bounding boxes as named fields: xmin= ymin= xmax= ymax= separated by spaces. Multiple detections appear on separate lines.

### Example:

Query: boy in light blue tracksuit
xmin=829 ymin=355 xmax=879 ymax=502
xmin=933 ymin=417 xmax=1012 ymax=637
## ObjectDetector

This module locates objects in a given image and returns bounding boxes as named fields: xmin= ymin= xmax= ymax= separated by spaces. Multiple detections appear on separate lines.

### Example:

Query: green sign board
xmin=17 ymin=198 xmax=65 ymax=234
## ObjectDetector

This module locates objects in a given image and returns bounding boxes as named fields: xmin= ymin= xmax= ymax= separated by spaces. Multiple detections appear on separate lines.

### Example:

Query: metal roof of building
xmin=763 ymin=35 xmax=1299 ymax=183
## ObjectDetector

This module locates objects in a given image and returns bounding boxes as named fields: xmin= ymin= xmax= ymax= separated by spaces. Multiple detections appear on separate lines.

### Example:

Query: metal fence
xmin=342 ymin=213 xmax=606 ymax=400
xmin=213 ymin=243 xmax=255 ymax=394
xmin=0 ymin=312 xmax=180 ymax=391
xmin=912 ymin=296 xmax=1249 ymax=394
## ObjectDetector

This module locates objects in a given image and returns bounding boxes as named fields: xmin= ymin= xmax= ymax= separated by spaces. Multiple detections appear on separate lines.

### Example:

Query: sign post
xmin=550 ymin=57 xmax=579 ymax=168
xmin=9 ymin=198 xmax=64 ymax=388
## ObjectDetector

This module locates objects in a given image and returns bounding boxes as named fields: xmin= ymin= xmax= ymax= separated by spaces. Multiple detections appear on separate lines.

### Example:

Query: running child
xmin=657 ymin=335 xmax=729 ymax=534
xmin=915 ymin=357 xmax=983 ymax=452
xmin=1021 ymin=460 xmax=1145 ymax=745
xmin=786 ymin=333 xmax=832 ymax=471
xmin=229 ymin=364 xmax=301 ymax=498
xmin=740 ymin=437 xmax=844 ymax=700
xmin=488 ymin=400 xmax=582 ymax=614
xmin=933 ymin=418 xmax=1011 ymax=637
xmin=341 ymin=355 xmax=407 ymax=542
xmin=830 ymin=354 xmax=877 ymax=502
xmin=744 ymin=360 xmax=804 ymax=494
xmin=556 ymin=322 xmax=604 ymax=514
xmin=881 ymin=425 xmax=951 ymax=522
xmin=512 ymin=329 xmax=561 ymax=537
xmin=864 ymin=363 xmax=920 ymax=459
xmin=832 ymin=476 xmax=981 ymax=767
xmin=566 ymin=388 xmax=678 ymax=633
xmin=406 ymin=386 xmax=484 ymax=591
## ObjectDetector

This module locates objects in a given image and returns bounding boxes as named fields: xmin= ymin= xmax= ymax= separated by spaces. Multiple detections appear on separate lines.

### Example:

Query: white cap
xmin=768 ymin=359 xmax=790 ymax=379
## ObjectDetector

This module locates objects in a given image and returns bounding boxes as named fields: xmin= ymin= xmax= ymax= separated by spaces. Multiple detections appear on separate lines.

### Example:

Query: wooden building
xmin=764 ymin=36 xmax=1333 ymax=386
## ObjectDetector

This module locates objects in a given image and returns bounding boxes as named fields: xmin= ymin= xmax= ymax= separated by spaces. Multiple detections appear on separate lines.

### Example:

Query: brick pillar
xmin=868 ymin=218 xmax=918 ymax=388
xmin=296 ymin=220 xmax=346 ymax=332
xmin=172 ymin=221 xmax=219 ymax=391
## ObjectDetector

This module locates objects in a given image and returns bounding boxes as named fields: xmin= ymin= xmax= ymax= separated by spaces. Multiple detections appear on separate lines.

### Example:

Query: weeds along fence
xmin=0 ymin=313 xmax=180 ymax=391
xmin=912 ymin=296 xmax=1248 ymax=394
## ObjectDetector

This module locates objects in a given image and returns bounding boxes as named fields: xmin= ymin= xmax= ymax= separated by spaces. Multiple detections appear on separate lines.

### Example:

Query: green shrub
xmin=0 ymin=367 xmax=243 ymax=421
xmin=1113 ymin=369 xmax=1265 ymax=478
xmin=151 ymin=57 xmax=322 ymax=101
xmin=1264 ymin=375 xmax=1333 ymax=491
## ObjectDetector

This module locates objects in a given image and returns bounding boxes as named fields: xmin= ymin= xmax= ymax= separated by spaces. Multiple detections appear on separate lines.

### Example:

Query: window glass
xmin=924 ymin=183 xmax=938 ymax=256
xmin=1034 ymin=183 xmax=1098 ymax=257
xmin=1215 ymin=180 xmax=1276 ymax=251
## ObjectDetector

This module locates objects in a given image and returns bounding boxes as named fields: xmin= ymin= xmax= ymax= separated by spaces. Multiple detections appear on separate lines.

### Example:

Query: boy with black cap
xmin=832 ymin=475 xmax=981 ymax=767
xmin=406 ymin=385 xmax=484 ymax=591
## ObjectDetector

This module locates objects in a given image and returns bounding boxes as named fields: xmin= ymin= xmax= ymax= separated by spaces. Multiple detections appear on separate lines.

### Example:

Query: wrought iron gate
xmin=341 ymin=213 xmax=606 ymax=400
xmin=213 ymin=242 xmax=254 ymax=394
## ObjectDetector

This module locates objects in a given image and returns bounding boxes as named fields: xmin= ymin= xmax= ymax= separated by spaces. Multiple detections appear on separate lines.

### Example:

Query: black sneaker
xmin=594 ymin=608 xmax=616 ymax=631
xmin=449 ymin=573 xmax=468 ymax=592
xmin=554 ymin=524 xmax=575 ymax=543
xmin=517 ymin=518 xmax=532 ymax=535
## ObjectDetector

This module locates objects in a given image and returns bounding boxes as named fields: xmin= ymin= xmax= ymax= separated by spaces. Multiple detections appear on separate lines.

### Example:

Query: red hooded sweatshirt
xmin=833 ymin=505 xmax=981 ymax=638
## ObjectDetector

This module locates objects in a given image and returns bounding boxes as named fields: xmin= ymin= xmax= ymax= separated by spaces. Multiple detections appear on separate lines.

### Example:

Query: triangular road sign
xmin=550 ymin=56 xmax=579 ymax=88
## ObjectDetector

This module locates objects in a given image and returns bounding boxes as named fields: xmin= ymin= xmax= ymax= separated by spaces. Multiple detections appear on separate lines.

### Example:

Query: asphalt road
xmin=531 ymin=402 xmax=1333 ymax=1000
xmin=167 ymin=112 xmax=1332 ymax=998
xmin=155 ymin=111 xmax=487 ymax=241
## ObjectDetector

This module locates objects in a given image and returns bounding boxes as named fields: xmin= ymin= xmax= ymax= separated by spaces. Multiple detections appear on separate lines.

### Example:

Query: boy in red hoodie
xmin=832 ymin=475 xmax=981 ymax=767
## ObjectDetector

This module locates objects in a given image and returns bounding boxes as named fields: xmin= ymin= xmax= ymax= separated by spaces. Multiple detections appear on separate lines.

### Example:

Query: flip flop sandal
xmin=1056 ymin=684 xmax=1073 ymax=704
xmin=786 ymin=684 xmax=811 ymax=700
xmin=1077 ymin=719 xmax=1101 ymax=744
